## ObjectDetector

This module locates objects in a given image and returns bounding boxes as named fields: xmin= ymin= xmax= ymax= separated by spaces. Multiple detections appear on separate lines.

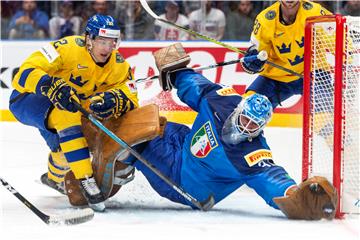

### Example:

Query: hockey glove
xmin=240 ymin=46 xmax=267 ymax=74
xmin=89 ymin=89 xmax=132 ymax=119
xmin=41 ymin=77 xmax=79 ymax=113
xmin=153 ymin=43 xmax=190 ymax=91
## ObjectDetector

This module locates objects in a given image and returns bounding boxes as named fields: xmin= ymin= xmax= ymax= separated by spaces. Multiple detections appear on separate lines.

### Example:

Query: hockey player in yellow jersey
xmin=241 ymin=0 xmax=331 ymax=107
xmin=9 ymin=14 xmax=138 ymax=211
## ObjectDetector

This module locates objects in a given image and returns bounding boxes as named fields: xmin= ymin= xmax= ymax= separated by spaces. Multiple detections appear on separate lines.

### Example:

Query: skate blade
xmin=89 ymin=202 xmax=106 ymax=212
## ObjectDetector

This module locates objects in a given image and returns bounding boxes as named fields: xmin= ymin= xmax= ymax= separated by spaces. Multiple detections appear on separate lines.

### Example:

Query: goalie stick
xmin=135 ymin=51 xmax=268 ymax=85
xmin=73 ymin=101 xmax=215 ymax=211
xmin=140 ymin=0 xmax=303 ymax=79
xmin=0 ymin=177 xmax=94 ymax=225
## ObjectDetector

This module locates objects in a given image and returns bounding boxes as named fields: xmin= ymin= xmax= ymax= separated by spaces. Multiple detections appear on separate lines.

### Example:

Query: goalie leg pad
xmin=273 ymin=176 xmax=338 ymax=220
xmin=159 ymin=116 xmax=167 ymax=137
xmin=153 ymin=43 xmax=190 ymax=91
xmin=65 ymin=171 xmax=88 ymax=206
xmin=65 ymin=104 xmax=164 ymax=206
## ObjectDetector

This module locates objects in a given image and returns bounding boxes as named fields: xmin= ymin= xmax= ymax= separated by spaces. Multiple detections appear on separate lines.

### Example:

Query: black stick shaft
xmin=135 ymin=58 xmax=242 ymax=84
xmin=0 ymin=177 xmax=50 ymax=223
xmin=73 ymin=102 xmax=214 ymax=211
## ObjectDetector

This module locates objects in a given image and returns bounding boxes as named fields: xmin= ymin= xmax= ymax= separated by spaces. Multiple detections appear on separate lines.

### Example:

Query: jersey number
xmin=253 ymin=19 xmax=261 ymax=35
xmin=53 ymin=39 xmax=68 ymax=49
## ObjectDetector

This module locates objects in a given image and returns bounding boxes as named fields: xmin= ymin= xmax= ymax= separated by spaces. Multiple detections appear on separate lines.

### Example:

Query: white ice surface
xmin=0 ymin=122 xmax=359 ymax=240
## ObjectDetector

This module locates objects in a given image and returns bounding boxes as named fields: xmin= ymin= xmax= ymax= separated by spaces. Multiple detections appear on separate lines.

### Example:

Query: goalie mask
xmin=222 ymin=93 xmax=273 ymax=144
xmin=85 ymin=14 xmax=121 ymax=62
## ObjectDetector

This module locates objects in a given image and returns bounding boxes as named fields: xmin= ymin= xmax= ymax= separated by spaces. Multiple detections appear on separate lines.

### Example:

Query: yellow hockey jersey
xmin=12 ymin=35 xmax=138 ymax=107
xmin=250 ymin=0 xmax=331 ymax=82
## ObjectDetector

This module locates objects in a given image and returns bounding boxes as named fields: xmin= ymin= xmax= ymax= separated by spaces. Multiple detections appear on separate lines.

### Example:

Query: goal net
xmin=302 ymin=15 xmax=359 ymax=217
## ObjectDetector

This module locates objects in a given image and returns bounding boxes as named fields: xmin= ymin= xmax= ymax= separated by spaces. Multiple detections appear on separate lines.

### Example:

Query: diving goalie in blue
xmin=124 ymin=43 xmax=338 ymax=220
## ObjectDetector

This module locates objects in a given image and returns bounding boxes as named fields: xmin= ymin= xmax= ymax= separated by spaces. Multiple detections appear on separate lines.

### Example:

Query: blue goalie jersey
xmin=132 ymin=69 xmax=296 ymax=209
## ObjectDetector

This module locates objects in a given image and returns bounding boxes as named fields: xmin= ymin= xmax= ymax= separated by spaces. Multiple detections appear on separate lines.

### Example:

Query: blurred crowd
xmin=1 ymin=0 xmax=359 ymax=41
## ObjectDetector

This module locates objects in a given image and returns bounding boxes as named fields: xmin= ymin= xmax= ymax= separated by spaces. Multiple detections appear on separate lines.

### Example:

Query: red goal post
xmin=302 ymin=14 xmax=360 ymax=218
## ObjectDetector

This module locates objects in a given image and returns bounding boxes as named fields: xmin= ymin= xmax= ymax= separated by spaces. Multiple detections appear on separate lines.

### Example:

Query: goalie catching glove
xmin=90 ymin=89 xmax=133 ymax=119
xmin=273 ymin=176 xmax=338 ymax=220
xmin=40 ymin=77 xmax=79 ymax=113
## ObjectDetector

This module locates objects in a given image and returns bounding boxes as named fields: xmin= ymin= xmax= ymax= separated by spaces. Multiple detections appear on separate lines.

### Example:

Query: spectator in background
xmin=92 ymin=0 xmax=109 ymax=15
xmin=119 ymin=1 xmax=154 ymax=40
xmin=8 ymin=0 xmax=49 ymax=39
xmin=340 ymin=1 xmax=360 ymax=16
xmin=313 ymin=1 xmax=334 ymax=13
xmin=154 ymin=1 xmax=189 ymax=40
xmin=225 ymin=0 xmax=256 ymax=41
xmin=79 ymin=0 xmax=111 ymax=33
xmin=1 ymin=1 xmax=21 ymax=39
xmin=49 ymin=1 xmax=81 ymax=39
xmin=182 ymin=1 xmax=201 ymax=16
xmin=188 ymin=1 xmax=226 ymax=40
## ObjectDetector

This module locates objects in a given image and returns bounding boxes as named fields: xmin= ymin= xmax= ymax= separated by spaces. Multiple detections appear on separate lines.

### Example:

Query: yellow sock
xmin=48 ymin=108 xmax=93 ymax=180
xmin=47 ymin=151 xmax=69 ymax=183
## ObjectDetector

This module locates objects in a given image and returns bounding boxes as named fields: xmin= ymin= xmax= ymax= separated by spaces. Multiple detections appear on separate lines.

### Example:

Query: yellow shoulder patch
xmin=216 ymin=87 xmax=239 ymax=96
xmin=244 ymin=149 xmax=272 ymax=167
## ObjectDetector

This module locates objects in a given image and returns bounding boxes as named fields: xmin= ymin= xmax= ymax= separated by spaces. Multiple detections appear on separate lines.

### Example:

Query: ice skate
xmin=40 ymin=173 xmax=66 ymax=195
xmin=79 ymin=175 xmax=106 ymax=212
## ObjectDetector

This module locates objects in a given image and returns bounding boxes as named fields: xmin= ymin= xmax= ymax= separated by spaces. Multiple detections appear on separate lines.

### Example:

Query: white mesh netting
xmin=308 ymin=16 xmax=359 ymax=214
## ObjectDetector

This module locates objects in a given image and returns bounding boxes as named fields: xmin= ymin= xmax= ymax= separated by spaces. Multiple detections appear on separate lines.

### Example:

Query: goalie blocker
xmin=65 ymin=104 xmax=166 ymax=206
xmin=153 ymin=43 xmax=190 ymax=91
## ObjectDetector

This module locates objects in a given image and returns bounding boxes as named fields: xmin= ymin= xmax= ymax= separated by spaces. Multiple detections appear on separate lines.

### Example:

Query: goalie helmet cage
xmin=302 ymin=14 xmax=360 ymax=218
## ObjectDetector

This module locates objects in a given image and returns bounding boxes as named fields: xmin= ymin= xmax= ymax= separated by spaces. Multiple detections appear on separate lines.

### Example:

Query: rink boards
xmin=0 ymin=41 xmax=303 ymax=127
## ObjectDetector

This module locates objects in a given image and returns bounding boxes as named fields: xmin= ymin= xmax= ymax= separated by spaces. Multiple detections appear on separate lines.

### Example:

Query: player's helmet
xmin=222 ymin=93 xmax=273 ymax=144
xmin=85 ymin=14 xmax=121 ymax=48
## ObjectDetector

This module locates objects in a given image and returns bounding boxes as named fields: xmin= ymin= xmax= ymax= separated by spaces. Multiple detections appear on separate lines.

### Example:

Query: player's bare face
xmin=91 ymin=37 xmax=116 ymax=63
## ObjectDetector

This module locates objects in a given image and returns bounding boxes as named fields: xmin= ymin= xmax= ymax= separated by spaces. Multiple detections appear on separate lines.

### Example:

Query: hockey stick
xmin=140 ymin=0 xmax=303 ymax=79
xmin=135 ymin=52 xmax=268 ymax=84
xmin=73 ymin=102 xmax=215 ymax=211
xmin=0 ymin=177 xmax=94 ymax=225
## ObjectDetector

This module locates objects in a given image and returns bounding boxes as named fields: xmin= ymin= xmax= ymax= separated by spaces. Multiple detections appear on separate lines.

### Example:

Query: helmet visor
xmin=93 ymin=37 xmax=120 ymax=50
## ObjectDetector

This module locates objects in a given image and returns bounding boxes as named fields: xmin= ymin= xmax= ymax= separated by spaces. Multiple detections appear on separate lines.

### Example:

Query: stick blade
xmin=47 ymin=208 xmax=94 ymax=225
xmin=140 ymin=0 xmax=159 ymax=19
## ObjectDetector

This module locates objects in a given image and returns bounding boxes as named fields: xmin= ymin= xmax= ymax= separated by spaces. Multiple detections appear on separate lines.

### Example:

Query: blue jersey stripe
xmin=35 ymin=74 xmax=51 ymax=94
xmin=18 ymin=68 xmax=35 ymax=87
